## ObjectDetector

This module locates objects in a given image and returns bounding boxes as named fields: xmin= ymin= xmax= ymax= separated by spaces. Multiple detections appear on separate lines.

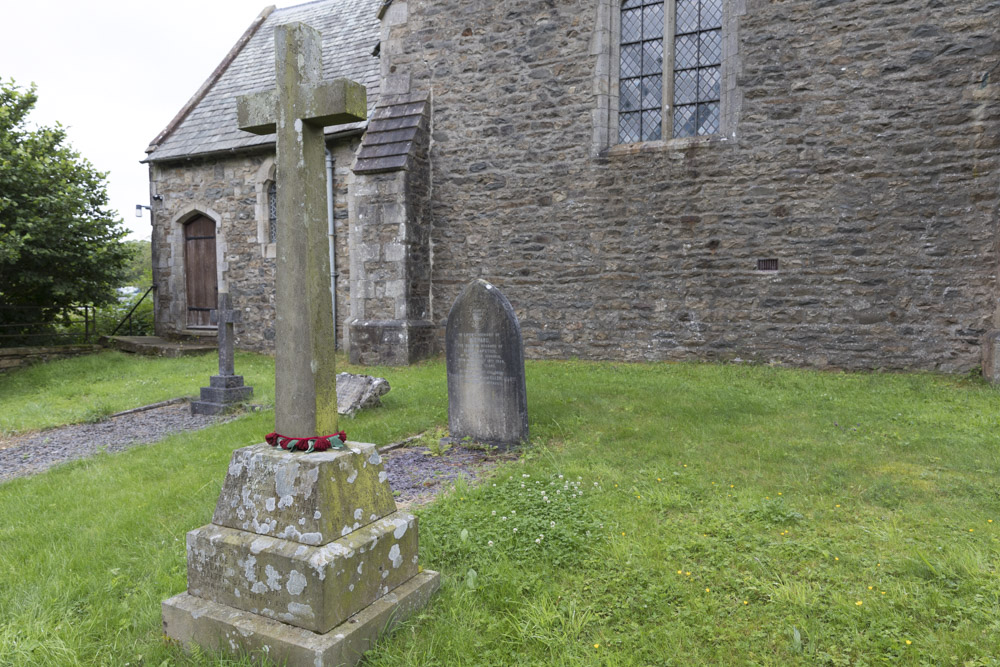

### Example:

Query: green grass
xmin=0 ymin=350 xmax=277 ymax=436
xmin=1 ymin=354 xmax=1000 ymax=665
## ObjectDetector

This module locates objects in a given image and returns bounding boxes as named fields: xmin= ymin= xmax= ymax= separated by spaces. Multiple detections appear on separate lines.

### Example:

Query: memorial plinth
xmin=162 ymin=443 xmax=439 ymax=665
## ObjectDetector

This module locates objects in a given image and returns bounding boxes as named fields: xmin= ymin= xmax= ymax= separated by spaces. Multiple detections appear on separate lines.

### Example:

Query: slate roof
xmin=145 ymin=0 xmax=381 ymax=162
xmin=354 ymin=92 xmax=429 ymax=174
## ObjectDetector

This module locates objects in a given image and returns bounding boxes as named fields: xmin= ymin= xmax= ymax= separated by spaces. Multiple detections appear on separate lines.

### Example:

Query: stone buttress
xmin=162 ymin=443 xmax=439 ymax=665
xmin=348 ymin=80 xmax=436 ymax=366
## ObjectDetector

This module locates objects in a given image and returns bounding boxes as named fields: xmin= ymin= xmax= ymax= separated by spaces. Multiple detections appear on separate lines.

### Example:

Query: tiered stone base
xmin=163 ymin=442 xmax=437 ymax=666
xmin=191 ymin=374 xmax=253 ymax=415
xmin=162 ymin=570 xmax=440 ymax=666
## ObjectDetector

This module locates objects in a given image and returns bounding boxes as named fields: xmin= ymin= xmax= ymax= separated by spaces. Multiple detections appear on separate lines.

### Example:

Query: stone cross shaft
xmin=209 ymin=293 xmax=241 ymax=377
xmin=236 ymin=22 xmax=366 ymax=437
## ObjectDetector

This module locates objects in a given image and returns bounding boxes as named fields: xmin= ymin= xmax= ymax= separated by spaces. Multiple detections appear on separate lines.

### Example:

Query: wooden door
xmin=184 ymin=215 xmax=217 ymax=328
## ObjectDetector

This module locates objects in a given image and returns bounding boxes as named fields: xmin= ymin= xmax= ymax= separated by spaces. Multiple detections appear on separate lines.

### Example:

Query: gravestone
xmin=446 ymin=279 xmax=529 ymax=447
xmin=336 ymin=372 xmax=390 ymax=416
xmin=161 ymin=22 xmax=438 ymax=667
xmin=190 ymin=293 xmax=253 ymax=415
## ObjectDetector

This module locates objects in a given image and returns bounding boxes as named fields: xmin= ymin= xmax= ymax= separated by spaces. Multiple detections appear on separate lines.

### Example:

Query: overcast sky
xmin=2 ymin=1 xmax=289 ymax=241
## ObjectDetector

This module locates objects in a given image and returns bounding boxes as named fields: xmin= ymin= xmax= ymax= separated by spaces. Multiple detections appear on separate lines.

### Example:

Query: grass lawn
xmin=1 ymin=351 xmax=999 ymax=665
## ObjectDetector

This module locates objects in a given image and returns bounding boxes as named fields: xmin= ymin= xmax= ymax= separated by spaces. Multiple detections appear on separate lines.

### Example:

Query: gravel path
xmin=0 ymin=402 xmax=232 ymax=483
xmin=0 ymin=404 xmax=514 ymax=504
xmin=382 ymin=444 xmax=516 ymax=506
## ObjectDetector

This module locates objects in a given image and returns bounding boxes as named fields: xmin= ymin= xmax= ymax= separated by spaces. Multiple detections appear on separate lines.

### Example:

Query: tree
xmin=121 ymin=239 xmax=153 ymax=287
xmin=0 ymin=80 xmax=129 ymax=335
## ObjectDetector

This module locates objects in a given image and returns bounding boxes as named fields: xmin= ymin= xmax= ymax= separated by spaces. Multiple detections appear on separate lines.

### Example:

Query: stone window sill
xmin=606 ymin=134 xmax=730 ymax=157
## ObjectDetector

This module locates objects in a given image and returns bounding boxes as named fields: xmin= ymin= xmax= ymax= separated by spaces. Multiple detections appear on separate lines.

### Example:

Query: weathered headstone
xmin=336 ymin=372 xmax=390 ymax=416
xmin=191 ymin=293 xmax=253 ymax=415
xmin=446 ymin=279 xmax=529 ymax=447
xmin=162 ymin=22 xmax=438 ymax=667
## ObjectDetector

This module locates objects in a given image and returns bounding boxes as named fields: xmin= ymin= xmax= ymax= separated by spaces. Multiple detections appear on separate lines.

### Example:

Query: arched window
xmin=619 ymin=0 xmax=664 ymax=143
xmin=267 ymin=180 xmax=278 ymax=244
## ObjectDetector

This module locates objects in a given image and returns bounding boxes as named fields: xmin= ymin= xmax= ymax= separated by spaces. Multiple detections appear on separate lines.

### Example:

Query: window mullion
xmin=662 ymin=0 xmax=675 ymax=141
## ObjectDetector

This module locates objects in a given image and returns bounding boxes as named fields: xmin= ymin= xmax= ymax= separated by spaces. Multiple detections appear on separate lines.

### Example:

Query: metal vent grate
xmin=757 ymin=258 xmax=779 ymax=272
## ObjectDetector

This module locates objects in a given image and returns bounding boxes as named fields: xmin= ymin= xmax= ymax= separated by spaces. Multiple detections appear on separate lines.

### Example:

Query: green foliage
xmin=419 ymin=426 xmax=451 ymax=456
xmin=120 ymin=240 xmax=152 ymax=287
xmin=0 ymin=80 xmax=129 ymax=332
xmin=422 ymin=470 xmax=602 ymax=571
xmin=92 ymin=290 xmax=155 ymax=337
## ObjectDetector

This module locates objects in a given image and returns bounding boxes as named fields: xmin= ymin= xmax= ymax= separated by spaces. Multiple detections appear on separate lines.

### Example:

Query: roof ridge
xmin=145 ymin=5 xmax=276 ymax=154
xmin=271 ymin=0 xmax=341 ymax=14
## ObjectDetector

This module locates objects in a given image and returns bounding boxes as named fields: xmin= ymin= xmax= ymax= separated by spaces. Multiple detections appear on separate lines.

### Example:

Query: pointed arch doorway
xmin=184 ymin=215 xmax=218 ymax=328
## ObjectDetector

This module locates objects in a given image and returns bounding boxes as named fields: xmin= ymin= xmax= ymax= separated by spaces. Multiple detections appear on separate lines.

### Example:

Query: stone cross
xmin=236 ymin=22 xmax=366 ymax=437
xmin=191 ymin=292 xmax=253 ymax=415
xmin=209 ymin=292 xmax=241 ymax=377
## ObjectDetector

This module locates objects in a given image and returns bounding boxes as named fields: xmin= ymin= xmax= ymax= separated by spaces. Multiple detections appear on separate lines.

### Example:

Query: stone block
xmin=336 ymin=373 xmax=390 ymax=416
xmin=348 ymin=319 xmax=437 ymax=366
xmin=191 ymin=400 xmax=245 ymax=416
xmin=212 ymin=443 xmax=397 ymax=545
xmin=186 ymin=511 xmax=419 ymax=633
xmin=163 ymin=570 xmax=440 ymax=667
xmin=199 ymin=385 xmax=254 ymax=403
xmin=210 ymin=374 xmax=248 ymax=389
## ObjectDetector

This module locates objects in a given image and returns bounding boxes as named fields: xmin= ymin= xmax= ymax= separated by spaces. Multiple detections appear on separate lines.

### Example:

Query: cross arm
xmin=300 ymin=79 xmax=368 ymax=127
xmin=237 ymin=89 xmax=278 ymax=135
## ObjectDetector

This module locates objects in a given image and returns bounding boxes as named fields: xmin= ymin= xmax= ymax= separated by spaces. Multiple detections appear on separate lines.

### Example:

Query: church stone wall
xmin=148 ymin=138 xmax=360 ymax=353
xmin=380 ymin=0 xmax=1000 ymax=371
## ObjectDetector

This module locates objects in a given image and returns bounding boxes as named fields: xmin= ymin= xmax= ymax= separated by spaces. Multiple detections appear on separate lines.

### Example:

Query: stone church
xmin=144 ymin=0 xmax=999 ymax=372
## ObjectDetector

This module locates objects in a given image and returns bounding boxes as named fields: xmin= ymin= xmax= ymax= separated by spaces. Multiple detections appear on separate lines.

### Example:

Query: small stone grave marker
xmin=190 ymin=293 xmax=253 ymax=415
xmin=446 ymin=279 xmax=529 ymax=447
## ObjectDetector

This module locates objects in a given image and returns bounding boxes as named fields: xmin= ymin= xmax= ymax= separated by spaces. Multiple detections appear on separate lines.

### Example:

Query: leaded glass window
xmin=619 ymin=0 xmax=664 ymax=143
xmin=267 ymin=181 xmax=277 ymax=244
xmin=672 ymin=0 xmax=721 ymax=137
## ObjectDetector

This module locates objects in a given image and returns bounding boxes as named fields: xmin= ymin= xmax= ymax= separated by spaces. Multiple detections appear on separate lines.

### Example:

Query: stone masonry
xmin=376 ymin=0 xmax=1000 ymax=371
xmin=349 ymin=82 xmax=436 ymax=365
xmin=145 ymin=0 xmax=1000 ymax=373
xmin=148 ymin=138 xmax=359 ymax=352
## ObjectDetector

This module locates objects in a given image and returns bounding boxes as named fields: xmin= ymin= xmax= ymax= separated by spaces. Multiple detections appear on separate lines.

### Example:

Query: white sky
xmin=1 ymin=1 xmax=289 ymax=241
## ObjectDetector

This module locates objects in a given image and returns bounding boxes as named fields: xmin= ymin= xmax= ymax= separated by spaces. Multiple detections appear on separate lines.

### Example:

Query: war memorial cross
xmin=236 ymin=22 xmax=366 ymax=436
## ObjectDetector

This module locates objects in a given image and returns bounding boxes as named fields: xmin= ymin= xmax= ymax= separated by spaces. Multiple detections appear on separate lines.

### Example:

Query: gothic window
xmin=619 ymin=0 xmax=664 ymax=143
xmin=267 ymin=180 xmax=277 ymax=244
xmin=672 ymin=0 xmax=722 ymax=138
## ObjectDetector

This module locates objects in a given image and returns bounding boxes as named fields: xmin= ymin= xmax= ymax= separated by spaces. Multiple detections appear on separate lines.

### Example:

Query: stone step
xmin=163 ymin=570 xmax=440 ymax=667
xmin=186 ymin=510 xmax=420 ymax=633
xmin=102 ymin=335 xmax=217 ymax=357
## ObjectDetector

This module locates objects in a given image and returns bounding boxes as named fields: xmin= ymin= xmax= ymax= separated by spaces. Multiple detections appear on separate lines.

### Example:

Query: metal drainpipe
xmin=326 ymin=148 xmax=337 ymax=350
